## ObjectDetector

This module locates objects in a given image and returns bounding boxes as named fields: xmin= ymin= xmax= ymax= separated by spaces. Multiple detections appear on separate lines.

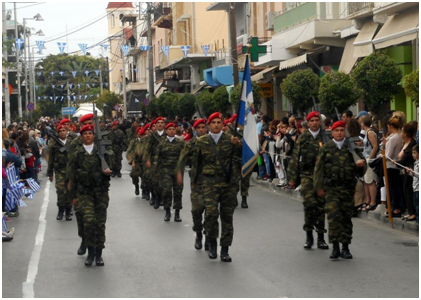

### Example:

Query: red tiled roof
xmin=106 ymin=2 xmax=133 ymax=9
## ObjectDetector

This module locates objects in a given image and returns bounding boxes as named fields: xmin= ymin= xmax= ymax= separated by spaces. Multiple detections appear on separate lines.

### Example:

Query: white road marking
xmin=22 ymin=180 xmax=51 ymax=298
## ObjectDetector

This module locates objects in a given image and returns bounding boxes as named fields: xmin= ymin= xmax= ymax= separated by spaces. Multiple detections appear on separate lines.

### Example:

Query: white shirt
xmin=59 ymin=139 xmax=67 ymax=145
xmin=309 ymin=129 xmax=320 ymax=139
xmin=83 ymin=144 xmax=94 ymax=155
xmin=210 ymin=132 xmax=223 ymax=144
xmin=157 ymin=130 xmax=164 ymax=136
xmin=167 ymin=136 xmax=175 ymax=142
xmin=333 ymin=139 xmax=345 ymax=149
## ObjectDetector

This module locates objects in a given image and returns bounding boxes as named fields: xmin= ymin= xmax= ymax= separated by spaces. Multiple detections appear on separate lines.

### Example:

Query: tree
xmin=230 ymin=82 xmax=263 ymax=112
xmin=403 ymin=69 xmax=419 ymax=105
xmin=352 ymin=51 xmax=402 ymax=113
xmin=146 ymin=97 xmax=160 ymax=118
xmin=196 ymin=89 xmax=215 ymax=117
xmin=172 ymin=93 xmax=197 ymax=120
xmin=280 ymin=69 xmax=320 ymax=115
xmin=95 ymin=90 xmax=121 ymax=118
xmin=212 ymin=86 xmax=231 ymax=114
xmin=318 ymin=72 xmax=360 ymax=115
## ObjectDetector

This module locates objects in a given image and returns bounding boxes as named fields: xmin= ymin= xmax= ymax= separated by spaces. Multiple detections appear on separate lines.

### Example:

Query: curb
xmin=250 ymin=174 xmax=419 ymax=237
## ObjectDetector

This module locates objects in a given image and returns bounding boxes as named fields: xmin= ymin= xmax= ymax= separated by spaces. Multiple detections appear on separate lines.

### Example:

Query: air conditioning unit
xmin=266 ymin=12 xmax=276 ymax=31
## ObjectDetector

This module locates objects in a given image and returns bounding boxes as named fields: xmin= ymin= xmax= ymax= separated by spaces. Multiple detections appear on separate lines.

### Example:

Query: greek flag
xmin=101 ymin=44 xmax=109 ymax=52
xmin=237 ymin=55 xmax=259 ymax=177
xmin=72 ymin=71 xmax=77 ymax=78
xmin=50 ymin=71 xmax=55 ymax=77
xmin=35 ymin=85 xmax=39 ymax=90
xmin=201 ymin=44 xmax=210 ymax=57
xmin=26 ymin=178 xmax=41 ymax=192
xmin=95 ymin=69 xmax=100 ymax=76
xmin=59 ymin=71 xmax=65 ymax=76
xmin=161 ymin=46 xmax=169 ymax=59
xmin=2 ymin=215 xmax=7 ymax=232
xmin=140 ymin=45 xmax=150 ymax=51
xmin=23 ymin=188 xmax=34 ymax=198
xmin=15 ymin=38 xmax=24 ymax=52
xmin=6 ymin=164 xmax=17 ymax=184
xmin=181 ymin=45 xmax=190 ymax=58
xmin=135 ymin=98 xmax=140 ymax=103
xmin=120 ymin=45 xmax=129 ymax=56
xmin=37 ymin=72 xmax=42 ymax=76
xmin=5 ymin=190 xmax=17 ymax=212
xmin=35 ymin=40 xmax=45 ymax=53
xmin=79 ymin=43 xmax=88 ymax=54
xmin=57 ymin=42 xmax=66 ymax=54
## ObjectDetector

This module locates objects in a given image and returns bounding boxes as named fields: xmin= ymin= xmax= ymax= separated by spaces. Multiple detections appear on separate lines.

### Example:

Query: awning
xmin=279 ymin=54 xmax=308 ymax=70
xmin=339 ymin=36 xmax=358 ymax=74
xmin=251 ymin=66 xmax=278 ymax=82
xmin=353 ymin=19 xmax=379 ymax=58
xmin=373 ymin=9 xmax=419 ymax=49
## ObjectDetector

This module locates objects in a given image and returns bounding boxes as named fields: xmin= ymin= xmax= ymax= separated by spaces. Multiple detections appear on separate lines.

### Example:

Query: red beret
xmin=137 ymin=127 xmax=145 ymax=136
xmin=79 ymin=124 xmax=95 ymax=134
xmin=151 ymin=119 xmax=157 ymax=125
xmin=56 ymin=124 xmax=65 ymax=131
xmin=331 ymin=121 xmax=346 ymax=131
xmin=207 ymin=112 xmax=223 ymax=124
xmin=193 ymin=118 xmax=206 ymax=129
xmin=223 ymin=119 xmax=230 ymax=126
xmin=135 ymin=126 xmax=143 ymax=135
xmin=165 ymin=122 xmax=176 ymax=130
xmin=230 ymin=114 xmax=237 ymax=123
xmin=306 ymin=111 xmax=320 ymax=121
xmin=112 ymin=121 xmax=119 ymax=127
xmin=59 ymin=118 xmax=71 ymax=125
xmin=143 ymin=123 xmax=151 ymax=130
xmin=155 ymin=117 xmax=164 ymax=123
xmin=79 ymin=113 xmax=94 ymax=123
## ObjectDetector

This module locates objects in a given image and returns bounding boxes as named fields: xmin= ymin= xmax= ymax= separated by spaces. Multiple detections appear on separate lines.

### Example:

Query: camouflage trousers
xmin=55 ymin=171 xmax=71 ymax=208
xmin=113 ymin=149 xmax=123 ymax=172
xmin=239 ymin=172 xmax=252 ymax=197
xmin=202 ymin=176 xmax=236 ymax=247
xmin=300 ymin=176 xmax=327 ymax=233
xmin=325 ymin=186 xmax=354 ymax=244
xmin=74 ymin=201 xmax=84 ymax=239
xmin=143 ymin=167 xmax=154 ymax=192
xmin=148 ymin=164 xmax=163 ymax=197
xmin=130 ymin=163 xmax=142 ymax=186
xmin=77 ymin=188 xmax=110 ymax=249
xmin=191 ymin=181 xmax=205 ymax=233
xmin=160 ymin=168 xmax=183 ymax=210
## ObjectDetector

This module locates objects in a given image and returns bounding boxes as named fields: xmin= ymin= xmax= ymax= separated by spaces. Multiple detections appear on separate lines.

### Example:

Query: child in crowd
xmin=409 ymin=145 xmax=419 ymax=224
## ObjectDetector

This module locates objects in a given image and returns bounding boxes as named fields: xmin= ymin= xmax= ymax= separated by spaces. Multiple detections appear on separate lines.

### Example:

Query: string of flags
xmin=35 ymin=82 xmax=109 ymax=91
xmin=37 ymin=94 xmax=101 ymax=102
xmin=35 ymin=69 xmax=104 ymax=77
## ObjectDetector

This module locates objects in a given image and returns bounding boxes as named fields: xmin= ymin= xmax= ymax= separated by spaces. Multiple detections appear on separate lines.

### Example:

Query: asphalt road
xmin=2 ymin=156 xmax=419 ymax=298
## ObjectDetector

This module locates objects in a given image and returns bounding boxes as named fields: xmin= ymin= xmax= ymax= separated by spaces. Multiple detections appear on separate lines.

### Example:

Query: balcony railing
xmin=273 ymin=2 xmax=317 ymax=33
xmin=348 ymin=2 xmax=374 ymax=16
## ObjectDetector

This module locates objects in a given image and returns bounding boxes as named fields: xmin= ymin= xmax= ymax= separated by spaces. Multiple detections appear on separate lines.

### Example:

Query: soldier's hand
xmin=288 ymin=181 xmax=295 ymax=188
xmin=176 ymin=171 xmax=183 ymax=186
xmin=231 ymin=136 xmax=241 ymax=147
xmin=49 ymin=176 xmax=53 ymax=182
xmin=72 ymin=199 xmax=77 ymax=206
xmin=146 ymin=160 xmax=152 ymax=169
xmin=132 ymin=162 xmax=135 ymax=168
xmin=356 ymin=159 xmax=366 ymax=167
xmin=317 ymin=189 xmax=325 ymax=197
xmin=103 ymin=168 xmax=112 ymax=176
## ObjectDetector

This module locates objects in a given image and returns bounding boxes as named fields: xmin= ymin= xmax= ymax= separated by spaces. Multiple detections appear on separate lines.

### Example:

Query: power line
xmin=3 ymin=2 xmax=46 ymax=12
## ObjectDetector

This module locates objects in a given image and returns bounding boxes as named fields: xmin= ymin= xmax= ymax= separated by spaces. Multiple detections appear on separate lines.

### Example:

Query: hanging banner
xmin=120 ymin=45 xmax=129 ymax=56
xmin=50 ymin=71 xmax=55 ymax=77
xmin=84 ymin=70 xmax=90 ymax=76
xmin=201 ymin=45 xmax=210 ymax=57
xmin=101 ymin=44 xmax=109 ymax=52
xmin=35 ymin=40 xmax=45 ymax=53
xmin=140 ymin=45 xmax=150 ymax=51
xmin=15 ymin=38 xmax=24 ymax=52
xmin=37 ymin=72 xmax=42 ymax=76
xmin=95 ymin=70 xmax=100 ymax=76
xmin=181 ymin=45 xmax=190 ymax=58
xmin=161 ymin=46 xmax=169 ymax=59
xmin=57 ymin=42 xmax=66 ymax=54
xmin=78 ymin=43 xmax=88 ymax=54
xmin=134 ymin=69 xmax=138 ymax=73
xmin=71 ymin=71 xmax=77 ymax=78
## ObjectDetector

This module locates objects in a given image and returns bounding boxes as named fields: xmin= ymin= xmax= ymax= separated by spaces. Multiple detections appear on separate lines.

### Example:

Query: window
xmin=111 ymin=14 xmax=115 ymax=27
xmin=120 ymin=14 xmax=124 ymax=27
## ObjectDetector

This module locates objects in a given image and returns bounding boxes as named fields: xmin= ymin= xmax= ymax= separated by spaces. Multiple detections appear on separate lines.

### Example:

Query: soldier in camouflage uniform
xmin=177 ymin=118 xmax=208 ymax=250
xmin=287 ymin=111 xmax=329 ymax=250
xmin=47 ymin=124 xmax=72 ymax=221
xmin=125 ymin=120 xmax=139 ymax=145
xmin=314 ymin=121 xmax=366 ymax=260
xmin=154 ymin=123 xmax=185 ymax=222
xmin=108 ymin=121 xmax=127 ymax=177
xmin=192 ymin=112 xmax=242 ymax=262
xmin=60 ymin=118 xmax=78 ymax=143
xmin=68 ymin=124 xmax=114 ymax=267
xmin=144 ymin=117 xmax=166 ymax=207
xmin=126 ymin=126 xmax=142 ymax=195
xmin=133 ymin=123 xmax=151 ymax=199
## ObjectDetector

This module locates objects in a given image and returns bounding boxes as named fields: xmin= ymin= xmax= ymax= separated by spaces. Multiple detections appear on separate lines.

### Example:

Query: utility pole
xmin=147 ymin=3 xmax=154 ymax=100
xmin=14 ymin=3 xmax=22 ymax=118
xmin=122 ymin=30 xmax=127 ymax=119
xmin=99 ymin=65 xmax=103 ymax=95
xmin=23 ymin=19 xmax=29 ymax=113
xmin=229 ymin=2 xmax=239 ymax=87
xmin=3 ymin=2 xmax=11 ymax=126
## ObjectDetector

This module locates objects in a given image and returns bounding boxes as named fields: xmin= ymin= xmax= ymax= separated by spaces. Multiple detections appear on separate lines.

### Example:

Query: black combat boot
xmin=194 ymin=231 xmax=203 ymax=250
xmin=208 ymin=239 xmax=217 ymax=259
xmin=141 ymin=189 xmax=146 ymax=199
xmin=174 ymin=209 xmax=182 ymax=222
xmin=241 ymin=196 xmax=248 ymax=208
xmin=135 ymin=184 xmax=140 ymax=196
xmin=117 ymin=170 xmax=122 ymax=178
xmin=204 ymin=237 xmax=210 ymax=251
xmin=95 ymin=247 xmax=105 ymax=266
xmin=304 ymin=231 xmax=314 ymax=249
xmin=144 ymin=189 xmax=150 ymax=201
xmin=220 ymin=246 xmax=232 ymax=262
xmin=154 ymin=196 xmax=161 ymax=209
xmin=164 ymin=208 xmax=171 ymax=222
xmin=330 ymin=242 xmax=340 ymax=259
xmin=56 ymin=207 xmax=64 ymax=220
xmin=317 ymin=232 xmax=329 ymax=249
xmin=341 ymin=243 xmax=353 ymax=259
xmin=85 ymin=247 xmax=95 ymax=267
xmin=77 ymin=239 xmax=86 ymax=255
xmin=65 ymin=207 xmax=72 ymax=221
xmin=149 ymin=192 xmax=155 ymax=206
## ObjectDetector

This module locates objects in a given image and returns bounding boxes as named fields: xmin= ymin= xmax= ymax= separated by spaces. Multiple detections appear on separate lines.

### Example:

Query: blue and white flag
xmin=57 ymin=42 xmax=66 ymax=54
xmin=92 ymin=83 xmax=95 ymax=87
xmin=50 ymin=96 xmax=53 ymax=101
xmin=52 ymin=85 xmax=55 ymax=89
xmin=37 ymin=72 xmax=42 ymax=76
xmin=161 ymin=46 xmax=170 ymax=59
xmin=181 ymin=45 xmax=190 ymax=58
xmin=77 ymin=84 xmax=81 ymax=89
xmin=79 ymin=43 xmax=88 ymax=54
xmin=26 ymin=178 xmax=40 ymax=192
xmin=35 ymin=85 xmax=39 ymax=91
xmin=60 ymin=84 xmax=64 ymax=89
xmin=140 ymin=45 xmax=150 ymax=51
xmin=134 ymin=69 xmax=138 ymax=73
xmin=50 ymin=71 xmax=55 ymax=77
xmin=135 ymin=98 xmax=140 ymax=103
xmin=35 ymin=40 xmax=45 ymax=53
xmin=95 ymin=69 xmax=100 ymax=76
xmin=44 ymin=96 xmax=47 ymax=100
xmin=201 ymin=44 xmax=210 ymax=57
xmin=237 ymin=55 xmax=259 ymax=177
xmin=5 ymin=190 xmax=16 ymax=212
xmin=72 ymin=71 xmax=77 ymax=78
xmin=6 ymin=164 xmax=17 ymax=184
xmin=15 ymin=38 xmax=24 ymax=52
xmin=85 ymin=70 xmax=90 ymax=76
xmin=59 ymin=71 xmax=65 ymax=76
xmin=38 ymin=96 xmax=41 ymax=100
xmin=86 ymin=84 xmax=90 ymax=88
xmin=2 ymin=215 xmax=7 ymax=232
xmin=120 ymin=45 xmax=129 ymax=56
xmin=101 ymin=44 xmax=109 ymax=52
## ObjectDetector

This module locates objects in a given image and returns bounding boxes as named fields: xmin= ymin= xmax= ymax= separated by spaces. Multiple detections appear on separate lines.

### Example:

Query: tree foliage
xmin=196 ymin=89 xmax=215 ymax=117
xmin=212 ymin=86 xmax=231 ymax=114
xmin=352 ymin=51 xmax=402 ymax=113
xmin=280 ymin=69 xmax=320 ymax=114
xmin=172 ymin=93 xmax=197 ymax=120
xmin=318 ymin=71 xmax=360 ymax=115
xmin=403 ymin=69 xmax=419 ymax=104
xmin=95 ymin=90 xmax=122 ymax=118
xmin=230 ymin=82 xmax=263 ymax=112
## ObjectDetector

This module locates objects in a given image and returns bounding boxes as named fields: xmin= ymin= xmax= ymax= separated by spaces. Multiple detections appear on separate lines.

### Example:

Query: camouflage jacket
xmin=287 ymin=129 xmax=324 ymax=183
xmin=154 ymin=137 xmax=186 ymax=170
xmin=143 ymin=131 xmax=167 ymax=162
xmin=109 ymin=129 xmax=127 ymax=151
xmin=47 ymin=137 xmax=69 ymax=176
xmin=313 ymin=140 xmax=366 ymax=192
xmin=193 ymin=132 xmax=241 ymax=184
xmin=126 ymin=138 xmax=139 ymax=163
xmin=177 ymin=136 xmax=198 ymax=172
xmin=134 ymin=136 xmax=149 ymax=164
xmin=125 ymin=127 xmax=137 ymax=144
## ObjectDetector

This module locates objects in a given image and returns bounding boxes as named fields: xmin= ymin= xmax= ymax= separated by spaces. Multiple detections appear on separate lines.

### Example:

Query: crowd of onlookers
xmin=255 ymin=109 xmax=419 ymax=224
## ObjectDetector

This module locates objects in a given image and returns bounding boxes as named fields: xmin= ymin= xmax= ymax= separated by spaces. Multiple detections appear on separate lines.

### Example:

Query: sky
xmin=5 ymin=1 xmax=121 ymax=61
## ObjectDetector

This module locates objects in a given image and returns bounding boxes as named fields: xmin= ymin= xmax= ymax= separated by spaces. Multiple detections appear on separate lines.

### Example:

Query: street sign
xmin=61 ymin=107 xmax=76 ymax=115
xmin=27 ymin=103 xmax=35 ymax=111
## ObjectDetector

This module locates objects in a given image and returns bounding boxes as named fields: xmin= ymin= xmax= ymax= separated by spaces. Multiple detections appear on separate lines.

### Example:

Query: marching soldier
xmin=127 ymin=126 xmax=142 ymax=195
xmin=288 ymin=111 xmax=329 ymax=250
xmin=68 ymin=124 xmax=114 ymax=267
xmin=154 ymin=123 xmax=185 ymax=222
xmin=134 ymin=123 xmax=151 ymax=199
xmin=144 ymin=117 xmax=167 ymax=208
xmin=47 ymin=124 xmax=72 ymax=221
xmin=314 ymin=121 xmax=366 ymax=259
xmin=125 ymin=120 xmax=139 ymax=144
xmin=177 ymin=118 xmax=208 ymax=249
xmin=108 ymin=121 xmax=127 ymax=177
xmin=59 ymin=118 xmax=78 ymax=143
xmin=191 ymin=112 xmax=242 ymax=262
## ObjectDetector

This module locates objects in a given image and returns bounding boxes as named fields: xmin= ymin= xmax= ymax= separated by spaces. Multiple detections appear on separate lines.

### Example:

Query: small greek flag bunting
xmin=15 ymin=38 xmax=24 ymax=52
xmin=120 ymin=45 xmax=129 ymax=56
xmin=37 ymin=72 xmax=42 ymax=76
xmin=60 ymin=84 xmax=64 ymax=89
xmin=59 ymin=71 xmax=65 ymax=76
xmin=6 ymin=164 xmax=17 ymax=184
xmin=85 ymin=70 xmax=90 ymax=76
xmin=50 ymin=96 xmax=53 ymax=101
xmin=50 ymin=71 xmax=55 ymax=77
xmin=134 ymin=69 xmax=138 ymax=73
xmin=101 ymin=44 xmax=109 ymax=52
xmin=57 ymin=42 xmax=66 ymax=54
xmin=95 ymin=70 xmax=100 ymax=76
xmin=161 ymin=46 xmax=169 ymax=59
xmin=36 ymin=40 xmax=45 ymax=53
xmin=135 ymin=98 xmax=140 ymax=103
xmin=38 ymin=96 xmax=41 ymax=100
xmin=44 ymin=96 xmax=47 ymax=100
xmin=201 ymin=45 xmax=210 ymax=57
xmin=26 ymin=178 xmax=41 ymax=192
xmin=181 ymin=45 xmax=190 ymax=58
xmin=35 ymin=85 xmax=39 ymax=91
xmin=86 ymin=84 xmax=90 ymax=88
xmin=79 ymin=43 xmax=88 ymax=54
xmin=72 ymin=71 xmax=77 ymax=78
xmin=92 ymin=83 xmax=95 ymax=87
xmin=52 ymin=85 xmax=55 ymax=89
xmin=140 ymin=45 xmax=150 ymax=51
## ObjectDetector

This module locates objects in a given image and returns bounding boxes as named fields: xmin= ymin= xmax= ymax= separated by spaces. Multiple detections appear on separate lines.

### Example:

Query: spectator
xmin=260 ymin=115 xmax=271 ymax=181
xmin=275 ymin=118 xmax=289 ymax=187
xmin=267 ymin=119 xmax=280 ymax=182
xmin=409 ymin=145 xmax=419 ymax=224
xmin=3 ymin=139 xmax=22 ymax=175
xmin=28 ymin=131 xmax=41 ymax=183
xmin=342 ymin=110 xmax=353 ymax=123
xmin=256 ymin=113 xmax=266 ymax=180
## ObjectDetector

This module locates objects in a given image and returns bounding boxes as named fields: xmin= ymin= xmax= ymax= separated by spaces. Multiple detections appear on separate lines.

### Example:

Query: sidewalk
xmin=250 ymin=174 xmax=419 ymax=237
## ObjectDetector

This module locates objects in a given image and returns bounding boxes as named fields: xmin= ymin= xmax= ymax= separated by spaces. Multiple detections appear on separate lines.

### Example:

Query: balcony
xmin=274 ymin=2 xmax=317 ymax=33
xmin=126 ymin=80 xmax=147 ymax=92
xmin=348 ymin=2 xmax=374 ymax=16
xmin=153 ymin=2 xmax=172 ymax=29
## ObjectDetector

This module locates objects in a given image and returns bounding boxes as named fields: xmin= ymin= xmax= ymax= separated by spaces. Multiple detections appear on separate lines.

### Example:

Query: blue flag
xmin=181 ymin=45 xmax=190 ymax=58
xmin=35 ymin=40 xmax=45 ymax=53
xmin=201 ymin=44 xmax=210 ymax=57
xmin=161 ymin=46 xmax=169 ymax=59
xmin=120 ymin=45 xmax=129 ymax=56
xmin=57 ymin=42 xmax=66 ymax=54
xmin=101 ymin=44 xmax=109 ymax=52
xmin=15 ymin=38 xmax=24 ymax=52
xmin=79 ymin=43 xmax=88 ymax=54
xmin=237 ymin=55 xmax=259 ymax=177
xmin=140 ymin=45 xmax=150 ymax=51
